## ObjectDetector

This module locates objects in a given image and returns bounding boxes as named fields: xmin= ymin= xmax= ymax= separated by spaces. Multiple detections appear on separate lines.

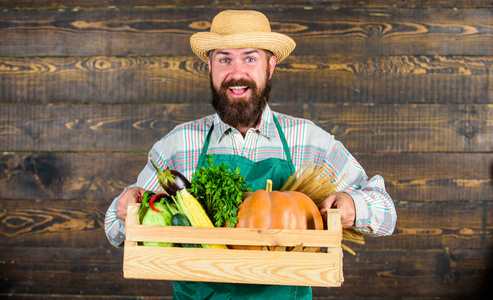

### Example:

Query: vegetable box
xmin=123 ymin=203 xmax=344 ymax=287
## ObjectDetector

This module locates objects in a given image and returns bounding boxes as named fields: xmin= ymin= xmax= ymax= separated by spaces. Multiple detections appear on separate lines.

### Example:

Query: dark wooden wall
xmin=1 ymin=1 xmax=492 ymax=299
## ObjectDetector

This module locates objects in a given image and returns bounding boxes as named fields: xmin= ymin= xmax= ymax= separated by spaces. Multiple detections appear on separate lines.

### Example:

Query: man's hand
xmin=117 ymin=187 xmax=146 ymax=222
xmin=319 ymin=192 xmax=356 ymax=228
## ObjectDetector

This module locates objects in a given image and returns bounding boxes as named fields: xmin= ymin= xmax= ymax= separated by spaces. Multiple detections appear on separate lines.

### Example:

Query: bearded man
xmin=105 ymin=10 xmax=396 ymax=300
xmin=209 ymin=48 xmax=274 ymax=132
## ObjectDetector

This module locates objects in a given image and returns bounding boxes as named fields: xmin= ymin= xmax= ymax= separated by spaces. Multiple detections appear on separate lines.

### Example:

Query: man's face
xmin=208 ymin=48 xmax=276 ymax=129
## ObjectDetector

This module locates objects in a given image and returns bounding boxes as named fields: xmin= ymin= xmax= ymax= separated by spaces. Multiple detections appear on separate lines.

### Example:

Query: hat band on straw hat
xmin=190 ymin=10 xmax=296 ymax=63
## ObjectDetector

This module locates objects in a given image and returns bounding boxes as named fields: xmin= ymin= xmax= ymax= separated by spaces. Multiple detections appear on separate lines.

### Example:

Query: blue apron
xmin=173 ymin=115 xmax=312 ymax=299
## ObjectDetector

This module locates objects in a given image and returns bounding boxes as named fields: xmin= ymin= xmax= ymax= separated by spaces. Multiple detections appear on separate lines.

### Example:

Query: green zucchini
xmin=171 ymin=213 xmax=201 ymax=248
xmin=171 ymin=213 xmax=191 ymax=227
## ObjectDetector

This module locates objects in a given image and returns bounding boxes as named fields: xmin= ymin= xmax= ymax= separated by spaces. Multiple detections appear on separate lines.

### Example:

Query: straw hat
xmin=190 ymin=10 xmax=296 ymax=63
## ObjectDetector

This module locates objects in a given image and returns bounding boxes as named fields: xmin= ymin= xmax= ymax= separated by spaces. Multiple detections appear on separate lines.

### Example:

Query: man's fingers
xmin=319 ymin=195 xmax=338 ymax=220
xmin=117 ymin=187 xmax=146 ymax=221
xmin=319 ymin=192 xmax=356 ymax=228
xmin=319 ymin=195 xmax=337 ymax=209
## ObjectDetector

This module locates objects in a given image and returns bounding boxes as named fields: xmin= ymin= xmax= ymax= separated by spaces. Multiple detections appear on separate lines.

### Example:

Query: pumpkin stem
xmin=265 ymin=179 xmax=273 ymax=192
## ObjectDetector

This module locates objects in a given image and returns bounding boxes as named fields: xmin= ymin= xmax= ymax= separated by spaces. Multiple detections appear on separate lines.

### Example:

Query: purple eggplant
xmin=150 ymin=160 xmax=191 ymax=195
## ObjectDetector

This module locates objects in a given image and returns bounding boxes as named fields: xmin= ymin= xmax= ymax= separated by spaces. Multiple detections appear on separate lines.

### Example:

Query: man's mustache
xmin=220 ymin=78 xmax=257 ymax=90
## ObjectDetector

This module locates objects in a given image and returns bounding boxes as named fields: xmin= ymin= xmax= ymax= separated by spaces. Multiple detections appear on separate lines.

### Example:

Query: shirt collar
xmin=212 ymin=104 xmax=277 ymax=141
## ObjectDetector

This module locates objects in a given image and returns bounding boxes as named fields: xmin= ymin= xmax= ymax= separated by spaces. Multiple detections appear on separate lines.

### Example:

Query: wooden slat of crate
xmin=123 ymin=204 xmax=343 ymax=287
xmin=123 ymin=246 xmax=342 ymax=286
xmin=126 ymin=224 xmax=341 ymax=247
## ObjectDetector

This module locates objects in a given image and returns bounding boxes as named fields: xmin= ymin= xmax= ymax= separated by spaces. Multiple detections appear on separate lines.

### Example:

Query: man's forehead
xmin=211 ymin=48 xmax=263 ymax=56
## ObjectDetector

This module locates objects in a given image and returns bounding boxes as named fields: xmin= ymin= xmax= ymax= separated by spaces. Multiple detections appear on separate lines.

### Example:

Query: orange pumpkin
xmin=233 ymin=189 xmax=324 ymax=250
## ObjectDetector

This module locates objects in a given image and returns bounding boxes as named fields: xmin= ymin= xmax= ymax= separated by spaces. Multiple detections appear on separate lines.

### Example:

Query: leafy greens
xmin=189 ymin=155 xmax=251 ymax=227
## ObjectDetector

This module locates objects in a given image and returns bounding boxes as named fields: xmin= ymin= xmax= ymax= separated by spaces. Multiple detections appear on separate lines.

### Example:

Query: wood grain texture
xmin=0 ymin=152 xmax=491 ymax=202
xmin=0 ymin=199 xmax=109 ymax=248
xmin=312 ymin=103 xmax=493 ymax=153
xmin=1 ymin=247 xmax=492 ymax=298
xmin=126 ymin=224 xmax=342 ymax=247
xmin=1 ymin=0 xmax=492 ymax=10
xmin=124 ymin=246 xmax=343 ymax=286
xmin=1 ymin=8 xmax=492 ymax=56
xmin=1 ymin=103 xmax=492 ymax=152
xmin=1 ymin=200 xmax=491 ymax=250
xmin=0 ymin=103 xmax=214 ymax=152
xmin=0 ymin=1 xmax=491 ymax=299
xmin=353 ymin=201 xmax=493 ymax=251
xmin=325 ymin=248 xmax=493 ymax=299
xmin=0 ymin=247 xmax=174 ymax=296
xmin=356 ymin=152 xmax=493 ymax=202
xmin=0 ymin=152 xmax=146 ymax=201
xmin=1 ymin=55 xmax=491 ymax=104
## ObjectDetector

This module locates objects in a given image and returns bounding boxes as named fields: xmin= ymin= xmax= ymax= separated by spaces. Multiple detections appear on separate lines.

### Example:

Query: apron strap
xmin=196 ymin=122 xmax=214 ymax=170
xmin=196 ymin=114 xmax=295 ymax=173
xmin=272 ymin=115 xmax=295 ymax=173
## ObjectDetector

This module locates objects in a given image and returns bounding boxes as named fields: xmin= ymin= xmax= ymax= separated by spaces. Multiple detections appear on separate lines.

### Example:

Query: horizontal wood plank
xmin=311 ymin=103 xmax=493 ymax=153
xmin=0 ymin=152 xmax=491 ymax=202
xmin=0 ymin=152 xmax=147 ymax=201
xmin=0 ymin=103 xmax=212 ymax=152
xmin=0 ymin=246 xmax=173 ymax=296
xmin=356 ymin=152 xmax=493 ymax=202
xmin=0 ymin=199 xmax=109 ymax=248
xmin=1 ymin=103 xmax=491 ymax=153
xmin=1 ymin=55 xmax=491 ymax=104
xmin=1 ymin=1 xmax=492 ymax=10
xmin=326 ymin=248 xmax=493 ymax=298
xmin=352 ymin=201 xmax=493 ymax=251
xmin=123 ymin=246 xmax=343 ymax=286
xmin=1 ymin=199 xmax=491 ymax=250
xmin=1 ymin=8 xmax=492 ymax=56
xmin=1 ymin=247 xmax=491 ymax=298
xmin=126 ymin=224 xmax=342 ymax=247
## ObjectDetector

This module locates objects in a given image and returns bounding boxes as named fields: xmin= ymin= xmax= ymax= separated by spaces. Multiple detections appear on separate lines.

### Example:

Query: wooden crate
xmin=123 ymin=203 xmax=343 ymax=287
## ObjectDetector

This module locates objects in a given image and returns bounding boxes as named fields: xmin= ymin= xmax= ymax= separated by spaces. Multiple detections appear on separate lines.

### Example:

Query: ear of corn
xmin=177 ymin=189 xmax=228 ymax=250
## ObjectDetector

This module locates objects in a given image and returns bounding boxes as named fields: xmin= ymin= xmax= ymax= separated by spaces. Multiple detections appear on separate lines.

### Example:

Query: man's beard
xmin=210 ymin=73 xmax=272 ymax=129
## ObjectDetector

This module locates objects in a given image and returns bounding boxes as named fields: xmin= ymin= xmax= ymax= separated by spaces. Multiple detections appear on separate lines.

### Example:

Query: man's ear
xmin=268 ymin=55 xmax=277 ymax=79
xmin=207 ymin=57 xmax=212 ymax=74
xmin=206 ymin=50 xmax=215 ymax=73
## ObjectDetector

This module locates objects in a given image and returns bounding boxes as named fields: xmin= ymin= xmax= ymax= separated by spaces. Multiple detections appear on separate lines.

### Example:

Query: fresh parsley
xmin=189 ymin=155 xmax=251 ymax=227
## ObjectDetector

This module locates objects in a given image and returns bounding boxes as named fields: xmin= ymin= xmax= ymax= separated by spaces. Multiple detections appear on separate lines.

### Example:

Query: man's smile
xmin=229 ymin=85 xmax=250 ymax=96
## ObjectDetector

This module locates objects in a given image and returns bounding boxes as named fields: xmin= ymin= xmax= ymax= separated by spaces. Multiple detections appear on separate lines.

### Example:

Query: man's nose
xmin=230 ymin=61 xmax=246 ymax=79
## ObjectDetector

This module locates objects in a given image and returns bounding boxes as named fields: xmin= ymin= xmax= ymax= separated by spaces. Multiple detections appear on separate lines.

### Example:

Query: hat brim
xmin=190 ymin=32 xmax=296 ymax=63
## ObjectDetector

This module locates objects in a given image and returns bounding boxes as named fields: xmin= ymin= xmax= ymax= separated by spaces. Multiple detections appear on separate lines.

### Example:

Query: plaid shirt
xmin=105 ymin=105 xmax=397 ymax=247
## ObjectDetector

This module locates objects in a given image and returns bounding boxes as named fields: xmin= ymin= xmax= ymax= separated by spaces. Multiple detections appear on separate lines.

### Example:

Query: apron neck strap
xmin=272 ymin=114 xmax=294 ymax=166
xmin=196 ymin=121 xmax=215 ymax=170
xmin=196 ymin=114 xmax=294 ymax=170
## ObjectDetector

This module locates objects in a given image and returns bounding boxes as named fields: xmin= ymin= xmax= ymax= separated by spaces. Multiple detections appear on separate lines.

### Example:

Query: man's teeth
xmin=230 ymin=86 xmax=248 ymax=90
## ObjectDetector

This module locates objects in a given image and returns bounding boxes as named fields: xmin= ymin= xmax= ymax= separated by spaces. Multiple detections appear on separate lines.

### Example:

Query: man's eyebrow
xmin=214 ymin=50 xmax=231 ymax=56
xmin=213 ymin=49 xmax=261 ymax=57
xmin=242 ymin=49 xmax=260 ymax=56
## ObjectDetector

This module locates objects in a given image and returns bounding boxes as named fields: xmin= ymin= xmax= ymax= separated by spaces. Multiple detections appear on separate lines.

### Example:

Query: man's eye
xmin=219 ymin=58 xmax=229 ymax=63
xmin=245 ymin=57 xmax=255 ymax=63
